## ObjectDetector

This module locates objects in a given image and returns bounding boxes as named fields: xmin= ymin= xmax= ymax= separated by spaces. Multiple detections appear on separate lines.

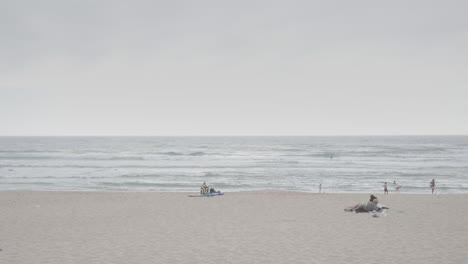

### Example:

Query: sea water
xmin=1 ymin=136 xmax=467 ymax=193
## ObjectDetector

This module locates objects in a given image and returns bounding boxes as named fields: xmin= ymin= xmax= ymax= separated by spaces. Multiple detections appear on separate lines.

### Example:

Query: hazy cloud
xmin=1 ymin=0 xmax=467 ymax=135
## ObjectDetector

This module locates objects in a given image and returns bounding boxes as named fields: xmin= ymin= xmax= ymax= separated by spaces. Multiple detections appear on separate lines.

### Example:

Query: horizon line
xmin=1 ymin=134 xmax=468 ymax=137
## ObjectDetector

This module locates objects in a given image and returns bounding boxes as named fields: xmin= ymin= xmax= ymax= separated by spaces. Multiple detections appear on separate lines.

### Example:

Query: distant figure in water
xmin=393 ymin=180 xmax=396 ymax=185
xmin=319 ymin=184 xmax=322 ymax=193
xmin=330 ymin=155 xmax=334 ymax=160
xmin=395 ymin=185 xmax=402 ymax=192
xmin=430 ymin=179 xmax=436 ymax=194
xmin=384 ymin=182 xmax=388 ymax=195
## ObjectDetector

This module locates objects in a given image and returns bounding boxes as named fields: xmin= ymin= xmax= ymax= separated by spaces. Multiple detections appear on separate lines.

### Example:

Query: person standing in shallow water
xmin=430 ymin=179 xmax=436 ymax=194
xmin=384 ymin=182 xmax=388 ymax=195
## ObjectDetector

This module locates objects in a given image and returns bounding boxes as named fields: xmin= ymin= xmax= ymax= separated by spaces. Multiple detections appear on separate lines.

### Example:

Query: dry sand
xmin=1 ymin=191 xmax=467 ymax=264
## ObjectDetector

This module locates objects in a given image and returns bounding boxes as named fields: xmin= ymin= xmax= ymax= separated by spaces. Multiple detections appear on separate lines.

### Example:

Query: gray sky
xmin=1 ymin=0 xmax=467 ymax=136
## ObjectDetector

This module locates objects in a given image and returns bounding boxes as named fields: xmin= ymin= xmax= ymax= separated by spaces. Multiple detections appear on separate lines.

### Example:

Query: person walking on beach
xmin=384 ymin=182 xmax=388 ymax=195
xmin=430 ymin=179 xmax=436 ymax=194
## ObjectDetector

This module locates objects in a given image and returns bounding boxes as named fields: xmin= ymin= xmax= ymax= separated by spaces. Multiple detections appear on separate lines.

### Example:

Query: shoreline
xmin=0 ymin=189 xmax=461 ymax=195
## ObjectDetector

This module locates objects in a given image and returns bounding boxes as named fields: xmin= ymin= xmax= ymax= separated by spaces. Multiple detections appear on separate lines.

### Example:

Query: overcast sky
xmin=1 ymin=0 xmax=467 ymax=136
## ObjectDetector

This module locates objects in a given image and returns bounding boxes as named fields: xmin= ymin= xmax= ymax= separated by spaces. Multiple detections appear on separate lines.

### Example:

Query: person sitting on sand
xmin=345 ymin=194 xmax=381 ymax=213
xmin=200 ymin=182 xmax=210 ymax=195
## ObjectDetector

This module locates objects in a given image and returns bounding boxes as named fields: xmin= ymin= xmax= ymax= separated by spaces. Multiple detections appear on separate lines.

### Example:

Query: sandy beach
xmin=1 ymin=191 xmax=467 ymax=264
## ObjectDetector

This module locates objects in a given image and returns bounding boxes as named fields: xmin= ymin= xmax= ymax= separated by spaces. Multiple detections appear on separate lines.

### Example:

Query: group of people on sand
xmin=345 ymin=179 xmax=437 ymax=213
xmin=200 ymin=182 xmax=222 ymax=195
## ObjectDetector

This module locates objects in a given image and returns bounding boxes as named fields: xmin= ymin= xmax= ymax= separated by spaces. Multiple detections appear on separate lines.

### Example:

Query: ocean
xmin=1 ymin=136 xmax=467 ymax=193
